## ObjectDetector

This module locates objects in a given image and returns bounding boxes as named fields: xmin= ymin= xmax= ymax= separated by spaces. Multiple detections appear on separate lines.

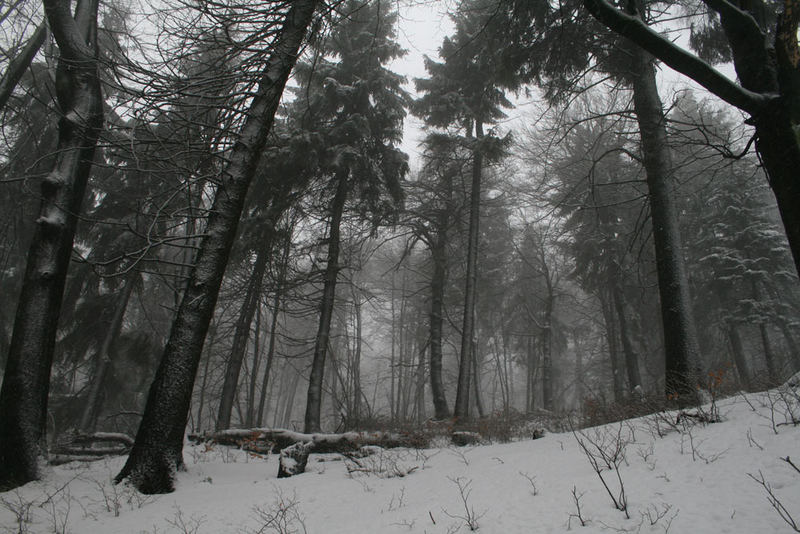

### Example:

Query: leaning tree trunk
xmin=304 ymin=170 xmax=349 ymax=433
xmin=0 ymin=0 xmax=103 ymax=491
xmin=115 ymin=1 xmax=318 ymax=494
xmin=454 ymin=121 xmax=484 ymax=420
xmin=630 ymin=45 xmax=701 ymax=400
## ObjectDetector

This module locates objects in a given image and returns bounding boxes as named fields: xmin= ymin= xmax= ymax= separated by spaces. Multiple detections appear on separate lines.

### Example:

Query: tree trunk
xmin=581 ymin=0 xmax=800 ymax=278
xmin=0 ymin=0 xmax=103 ymax=490
xmin=390 ymin=273 xmax=397 ymax=422
xmin=282 ymin=366 xmax=301 ymax=428
xmin=600 ymin=289 xmax=624 ymax=402
xmin=752 ymin=111 xmax=800 ymax=277
xmin=245 ymin=304 xmax=263 ymax=427
xmin=304 ymin=169 xmax=348 ymax=433
xmin=428 ymin=168 xmax=452 ymax=419
xmin=575 ymin=336 xmax=584 ymax=410
xmin=194 ymin=323 xmax=216 ymax=433
xmin=759 ymin=324 xmax=778 ymax=383
xmin=79 ymin=273 xmax=137 ymax=433
xmin=629 ymin=45 xmax=701 ymax=399
xmin=526 ymin=335 xmax=539 ymax=412
xmin=256 ymin=231 xmax=291 ymax=427
xmin=541 ymin=298 xmax=554 ymax=412
xmin=727 ymin=325 xmax=752 ymax=390
xmin=352 ymin=291 xmax=363 ymax=426
xmin=216 ymin=226 xmax=274 ymax=430
xmin=397 ymin=273 xmax=408 ymax=420
xmin=778 ymin=321 xmax=800 ymax=372
xmin=414 ymin=326 xmax=427 ymax=424
xmin=454 ymin=120 xmax=484 ymax=420
xmin=115 ymin=2 xmax=318 ymax=494
xmin=612 ymin=282 xmax=642 ymax=391
xmin=750 ymin=279 xmax=778 ymax=381
xmin=471 ymin=337 xmax=486 ymax=417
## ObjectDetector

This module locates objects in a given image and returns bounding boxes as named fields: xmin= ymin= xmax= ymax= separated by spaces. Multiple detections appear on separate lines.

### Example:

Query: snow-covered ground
xmin=2 ymin=387 xmax=799 ymax=533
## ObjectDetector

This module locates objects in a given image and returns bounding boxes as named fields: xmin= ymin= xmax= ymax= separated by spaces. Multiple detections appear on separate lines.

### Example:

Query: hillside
xmin=2 ymin=383 xmax=799 ymax=533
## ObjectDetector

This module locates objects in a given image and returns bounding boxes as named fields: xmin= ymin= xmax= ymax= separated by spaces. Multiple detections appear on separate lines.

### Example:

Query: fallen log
xmin=49 ymin=431 xmax=134 ymax=464
xmin=188 ymin=428 xmax=429 ymax=455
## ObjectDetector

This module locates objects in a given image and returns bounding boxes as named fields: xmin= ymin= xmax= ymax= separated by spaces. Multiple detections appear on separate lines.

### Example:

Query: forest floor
xmin=1 ymin=383 xmax=799 ymax=533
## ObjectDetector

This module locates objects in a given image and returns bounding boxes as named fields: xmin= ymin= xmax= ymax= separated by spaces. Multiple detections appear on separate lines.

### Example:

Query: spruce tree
xmin=297 ymin=0 xmax=409 ymax=433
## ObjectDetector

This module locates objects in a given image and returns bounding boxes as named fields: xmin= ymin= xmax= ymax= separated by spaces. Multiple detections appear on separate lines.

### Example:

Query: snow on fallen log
xmin=187 ymin=428 xmax=428 ymax=455
xmin=277 ymin=442 xmax=313 ymax=478
xmin=49 ymin=432 xmax=134 ymax=464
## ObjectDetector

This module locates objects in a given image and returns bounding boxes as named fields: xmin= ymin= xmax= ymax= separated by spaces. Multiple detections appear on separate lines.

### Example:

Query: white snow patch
xmin=1 ymin=389 xmax=799 ymax=533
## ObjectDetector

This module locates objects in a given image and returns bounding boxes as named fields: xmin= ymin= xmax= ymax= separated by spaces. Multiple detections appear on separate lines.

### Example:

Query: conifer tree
xmin=296 ymin=0 xmax=409 ymax=433
xmin=415 ymin=0 xmax=517 ymax=420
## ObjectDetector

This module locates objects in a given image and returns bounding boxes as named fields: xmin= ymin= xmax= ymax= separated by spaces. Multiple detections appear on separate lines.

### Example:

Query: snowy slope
xmin=2 ymin=388 xmax=799 ymax=533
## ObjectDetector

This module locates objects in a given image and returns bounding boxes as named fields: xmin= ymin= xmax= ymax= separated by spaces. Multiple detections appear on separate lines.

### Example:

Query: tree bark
xmin=0 ymin=0 xmax=102 ymax=491
xmin=304 ymin=170 xmax=349 ymax=433
xmin=454 ymin=121 xmax=484 ymax=420
xmin=115 ymin=1 xmax=318 ymax=494
xmin=629 ymin=44 xmax=701 ymax=399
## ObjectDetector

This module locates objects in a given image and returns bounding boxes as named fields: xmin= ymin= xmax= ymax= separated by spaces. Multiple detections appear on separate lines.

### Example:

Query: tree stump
xmin=278 ymin=442 xmax=313 ymax=478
